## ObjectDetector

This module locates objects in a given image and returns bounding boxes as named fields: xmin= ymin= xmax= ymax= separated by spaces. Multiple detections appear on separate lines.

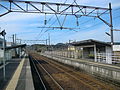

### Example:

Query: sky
xmin=0 ymin=0 xmax=120 ymax=45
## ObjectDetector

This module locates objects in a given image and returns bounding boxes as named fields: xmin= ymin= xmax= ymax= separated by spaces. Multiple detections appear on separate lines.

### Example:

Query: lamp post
xmin=0 ymin=30 xmax=6 ymax=80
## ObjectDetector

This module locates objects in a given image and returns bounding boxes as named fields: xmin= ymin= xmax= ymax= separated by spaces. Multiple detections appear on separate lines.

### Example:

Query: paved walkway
xmin=0 ymin=56 xmax=34 ymax=90
xmin=0 ymin=58 xmax=21 ymax=90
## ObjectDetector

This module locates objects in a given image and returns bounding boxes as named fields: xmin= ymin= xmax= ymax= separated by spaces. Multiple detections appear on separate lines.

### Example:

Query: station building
xmin=71 ymin=39 xmax=112 ymax=63
xmin=0 ymin=37 xmax=26 ymax=64
xmin=45 ymin=39 xmax=120 ymax=64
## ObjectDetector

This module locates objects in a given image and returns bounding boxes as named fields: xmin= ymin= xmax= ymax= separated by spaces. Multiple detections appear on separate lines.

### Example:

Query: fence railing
xmin=44 ymin=51 xmax=120 ymax=64
xmin=97 ymin=53 xmax=120 ymax=64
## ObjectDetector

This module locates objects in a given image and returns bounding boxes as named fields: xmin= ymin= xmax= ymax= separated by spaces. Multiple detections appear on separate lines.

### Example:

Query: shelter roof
xmin=71 ymin=39 xmax=111 ymax=46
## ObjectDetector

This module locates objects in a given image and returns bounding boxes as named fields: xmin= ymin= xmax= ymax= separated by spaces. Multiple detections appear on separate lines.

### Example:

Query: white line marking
xmin=5 ymin=58 xmax=25 ymax=90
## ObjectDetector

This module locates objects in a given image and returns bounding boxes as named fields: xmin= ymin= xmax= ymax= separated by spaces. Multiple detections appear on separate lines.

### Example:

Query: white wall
xmin=106 ymin=46 xmax=112 ymax=64
xmin=113 ymin=45 xmax=120 ymax=51
xmin=6 ymin=50 xmax=12 ymax=60
xmin=0 ymin=49 xmax=3 ymax=64
xmin=0 ymin=49 xmax=3 ymax=57
xmin=0 ymin=49 xmax=12 ymax=63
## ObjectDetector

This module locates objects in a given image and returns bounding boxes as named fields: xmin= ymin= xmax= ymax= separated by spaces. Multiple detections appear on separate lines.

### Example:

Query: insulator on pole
xmin=44 ymin=13 xmax=47 ymax=25
xmin=44 ymin=20 xmax=47 ymax=25
xmin=76 ymin=18 xmax=79 ymax=26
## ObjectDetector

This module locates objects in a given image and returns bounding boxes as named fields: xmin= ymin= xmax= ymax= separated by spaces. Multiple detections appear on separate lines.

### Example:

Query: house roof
xmin=71 ymin=39 xmax=111 ymax=46
xmin=1 ymin=44 xmax=26 ymax=50
xmin=113 ymin=42 xmax=120 ymax=45
xmin=6 ymin=44 xmax=26 ymax=50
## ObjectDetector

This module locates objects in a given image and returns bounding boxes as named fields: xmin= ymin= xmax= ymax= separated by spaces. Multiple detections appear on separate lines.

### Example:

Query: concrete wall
xmin=5 ymin=50 xmax=12 ymax=60
xmin=113 ymin=45 xmax=120 ymax=51
xmin=0 ymin=49 xmax=12 ymax=64
xmin=0 ymin=49 xmax=3 ymax=64
xmin=106 ymin=46 xmax=112 ymax=64
xmin=42 ymin=52 xmax=120 ymax=84
xmin=83 ymin=48 xmax=90 ymax=58
xmin=0 ymin=49 xmax=3 ymax=57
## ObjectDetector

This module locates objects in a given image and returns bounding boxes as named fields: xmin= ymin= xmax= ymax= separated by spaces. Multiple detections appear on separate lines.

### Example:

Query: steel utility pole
xmin=3 ymin=31 xmax=6 ymax=80
xmin=12 ymin=34 xmax=15 ymax=45
xmin=17 ymin=39 xmax=22 ymax=58
xmin=46 ymin=39 xmax=48 ymax=50
xmin=0 ymin=30 xmax=6 ymax=80
xmin=48 ymin=33 xmax=51 ymax=51
xmin=48 ymin=33 xmax=50 ymax=46
xmin=15 ymin=34 xmax=17 ymax=44
xmin=109 ymin=3 xmax=113 ymax=50
xmin=12 ymin=34 xmax=18 ymax=57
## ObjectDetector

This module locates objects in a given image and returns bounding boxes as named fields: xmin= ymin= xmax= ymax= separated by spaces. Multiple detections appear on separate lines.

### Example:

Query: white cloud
xmin=112 ymin=2 xmax=120 ymax=8
xmin=0 ymin=13 xmax=42 ymax=22
xmin=67 ymin=26 xmax=119 ymax=43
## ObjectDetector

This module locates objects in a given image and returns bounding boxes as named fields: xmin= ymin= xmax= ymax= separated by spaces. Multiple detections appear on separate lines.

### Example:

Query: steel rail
xmin=31 ymin=53 xmax=98 ymax=89
xmin=39 ymin=57 xmax=97 ymax=90
xmin=30 ymin=56 xmax=47 ymax=90
xmin=32 ymin=56 xmax=64 ymax=90
xmin=38 ymin=54 xmax=114 ymax=90
xmin=45 ymin=56 xmax=113 ymax=90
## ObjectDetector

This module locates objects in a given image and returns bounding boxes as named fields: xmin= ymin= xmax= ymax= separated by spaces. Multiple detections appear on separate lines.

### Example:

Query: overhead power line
xmin=35 ymin=0 xmax=68 ymax=43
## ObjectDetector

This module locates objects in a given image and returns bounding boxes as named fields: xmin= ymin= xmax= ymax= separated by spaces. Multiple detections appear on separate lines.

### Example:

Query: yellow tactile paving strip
xmin=5 ymin=58 xmax=25 ymax=90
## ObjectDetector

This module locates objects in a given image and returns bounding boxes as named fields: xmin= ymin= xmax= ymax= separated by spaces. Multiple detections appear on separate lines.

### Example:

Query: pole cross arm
xmin=113 ymin=29 xmax=120 ymax=31
xmin=0 ymin=0 xmax=109 ymax=17
xmin=97 ymin=16 xmax=111 ymax=27
xmin=0 ymin=11 xmax=10 ymax=17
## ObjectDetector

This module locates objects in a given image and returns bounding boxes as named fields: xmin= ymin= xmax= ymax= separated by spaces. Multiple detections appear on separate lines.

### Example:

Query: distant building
xmin=113 ymin=42 xmax=120 ymax=52
xmin=0 ymin=39 xmax=12 ymax=62
xmin=0 ymin=38 xmax=3 ymax=48
xmin=71 ymin=39 xmax=112 ymax=64
xmin=6 ymin=42 xmax=12 ymax=47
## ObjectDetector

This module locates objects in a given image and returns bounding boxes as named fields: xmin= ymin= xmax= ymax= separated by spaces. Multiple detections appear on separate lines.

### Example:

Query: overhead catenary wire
xmin=74 ymin=7 xmax=120 ymax=27
xmin=34 ymin=0 xmax=70 ymax=43
xmin=32 ymin=1 xmax=120 ymax=45
xmin=14 ymin=5 xmax=120 ymax=45
xmin=77 ymin=14 xmax=120 ymax=32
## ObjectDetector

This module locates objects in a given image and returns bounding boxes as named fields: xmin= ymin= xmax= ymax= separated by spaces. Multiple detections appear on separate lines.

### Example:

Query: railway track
xmin=36 ymin=55 xmax=114 ymax=90
xmin=29 ymin=53 xmax=118 ymax=90
xmin=29 ymin=56 xmax=47 ymax=90
xmin=30 ymin=55 xmax=64 ymax=90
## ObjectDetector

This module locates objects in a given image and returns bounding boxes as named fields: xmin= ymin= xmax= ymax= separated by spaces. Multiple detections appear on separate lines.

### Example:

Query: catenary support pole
xmin=109 ymin=3 xmax=113 ymax=51
xmin=3 ymin=33 xmax=6 ymax=80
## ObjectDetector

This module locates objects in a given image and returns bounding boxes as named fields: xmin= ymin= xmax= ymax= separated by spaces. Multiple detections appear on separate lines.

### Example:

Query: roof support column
xmin=94 ymin=44 xmax=97 ymax=62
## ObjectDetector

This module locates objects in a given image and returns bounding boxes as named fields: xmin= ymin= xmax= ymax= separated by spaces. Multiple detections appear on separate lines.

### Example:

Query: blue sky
xmin=0 ymin=0 xmax=120 ymax=45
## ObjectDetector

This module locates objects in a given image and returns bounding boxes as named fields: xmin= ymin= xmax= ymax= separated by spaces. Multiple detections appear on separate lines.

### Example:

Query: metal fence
xmin=97 ymin=53 xmax=120 ymax=64
xmin=44 ymin=51 xmax=120 ymax=64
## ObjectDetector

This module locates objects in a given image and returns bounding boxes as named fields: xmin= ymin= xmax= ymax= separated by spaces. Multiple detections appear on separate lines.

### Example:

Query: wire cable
xmin=34 ymin=0 xmax=69 ymax=42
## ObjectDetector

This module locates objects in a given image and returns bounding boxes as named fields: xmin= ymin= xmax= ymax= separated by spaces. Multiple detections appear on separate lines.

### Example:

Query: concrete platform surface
xmin=0 ymin=58 xmax=21 ymax=90
xmin=15 ymin=58 xmax=34 ymax=90
xmin=0 ymin=57 xmax=34 ymax=90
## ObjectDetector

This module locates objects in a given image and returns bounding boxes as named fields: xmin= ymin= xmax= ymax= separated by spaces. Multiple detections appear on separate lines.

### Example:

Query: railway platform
xmin=41 ymin=53 xmax=120 ymax=86
xmin=30 ymin=53 xmax=120 ymax=89
xmin=0 ymin=55 xmax=34 ymax=90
